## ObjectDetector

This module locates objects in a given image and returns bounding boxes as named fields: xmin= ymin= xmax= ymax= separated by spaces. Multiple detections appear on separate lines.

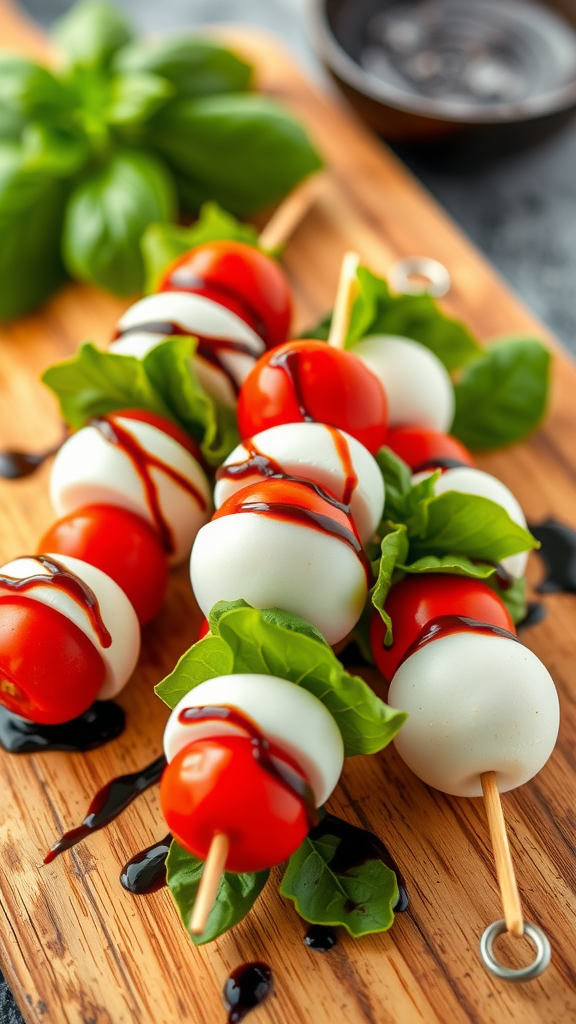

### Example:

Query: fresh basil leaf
xmin=22 ymin=123 xmax=90 ymax=177
xmin=141 ymin=201 xmax=260 ymax=293
xmin=0 ymin=55 xmax=75 ymax=140
xmin=107 ymin=72 xmax=174 ymax=127
xmin=451 ymin=337 xmax=551 ymax=450
xmin=370 ymin=525 xmax=409 ymax=642
xmin=155 ymin=601 xmax=406 ymax=757
xmin=280 ymin=814 xmax=399 ymax=937
xmin=375 ymin=447 xmax=412 ymax=522
xmin=486 ymin=573 xmax=527 ymax=625
xmin=113 ymin=36 xmax=252 ymax=97
xmin=408 ymin=491 xmax=538 ymax=562
xmin=148 ymin=93 xmax=322 ymax=215
xmin=166 ymin=840 xmax=269 ymax=946
xmin=400 ymin=553 xmax=497 ymax=578
xmin=53 ymin=0 xmax=133 ymax=71
xmin=62 ymin=149 xmax=176 ymax=294
xmin=0 ymin=149 xmax=69 ymax=320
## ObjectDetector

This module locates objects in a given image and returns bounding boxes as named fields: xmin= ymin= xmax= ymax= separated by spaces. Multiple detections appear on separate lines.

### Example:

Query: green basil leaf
xmin=106 ymin=72 xmax=174 ymax=127
xmin=399 ymin=553 xmax=497 ymax=579
xmin=375 ymin=446 xmax=412 ymax=522
xmin=53 ymin=0 xmax=133 ymax=71
xmin=280 ymin=814 xmax=399 ymax=937
xmin=113 ymin=36 xmax=252 ymax=97
xmin=0 ymin=55 xmax=75 ymax=139
xmin=485 ymin=573 xmax=527 ymax=625
xmin=148 ymin=93 xmax=322 ymax=215
xmin=0 ymin=149 xmax=69 ymax=320
xmin=370 ymin=525 xmax=409 ymax=642
xmin=166 ymin=840 xmax=269 ymax=946
xmin=408 ymin=491 xmax=538 ymax=562
xmin=141 ymin=201 xmax=260 ymax=293
xmin=22 ymin=123 xmax=91 ymax=177
xmin=155 ymin=601 xmax=406 ymax=757
xmin=62 ymin=149 xmax=176 ymax=294
xmin=451 ymin=337 xmax=551 ymax=450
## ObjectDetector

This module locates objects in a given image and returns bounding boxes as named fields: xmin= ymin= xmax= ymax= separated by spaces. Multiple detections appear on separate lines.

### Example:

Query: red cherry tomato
xmin=0 ymin=596 xmax=106 ymax=724
xmin=237 ymin=340 xmax=388 ymax=456
xmin=158 ymin=240 xmax=292 ymax=349
xmin=39 ymin=505 xmax=169 ymax=626
xmin=370 ymin=573 xmax=515 ymax=682
xmin=386 ymin=426 xmax=474 ymax=471
xmin=198 ymin=618 xmax=210 ymax=641
xmin=160 ymin=734 xmax=310 ymax=872
xmin=114 ymin=408 xmax=202 ymax=463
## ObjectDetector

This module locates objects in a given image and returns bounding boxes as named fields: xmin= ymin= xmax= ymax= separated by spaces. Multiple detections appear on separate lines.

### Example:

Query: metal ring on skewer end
xmin=389 ymin=256 xmax=451 ymax=298
xmin=480 ymin=919 xmax=551 ymax=982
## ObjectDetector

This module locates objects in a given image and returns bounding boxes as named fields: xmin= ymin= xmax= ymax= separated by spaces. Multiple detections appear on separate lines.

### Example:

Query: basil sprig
xmin=0 ymin=0 xmax=321 ymax=318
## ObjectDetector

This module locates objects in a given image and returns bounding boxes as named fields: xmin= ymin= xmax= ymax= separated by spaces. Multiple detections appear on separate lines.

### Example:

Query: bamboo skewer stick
xmin=189 ymin=833 xmax=230 ymax=936
xmin=328 ymin=251 xmax=360 ymax=349
xmin=259 ymin=173 xmax=324 ymax=253
xmin=480 ymin=771 xmax=524 ymax=937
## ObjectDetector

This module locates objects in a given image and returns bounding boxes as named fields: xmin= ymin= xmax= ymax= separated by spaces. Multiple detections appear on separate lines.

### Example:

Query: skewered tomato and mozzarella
xmin=157 ymin=240 xmax=292 ymax=350
xmin=190 ymin=478 xmax=370 ymax=646
xmin=50 ymin=409 xmax=212 ymax=566
xmin=110 ymin=291 xmax=266 ymax=409
xmin=237 ymin=340 xmax=389 ymax=456
xmin=214 ymin=422 xmax=385 ymax=545
xmin=0 ymin=553 xmax=140 ymax=723
xmin=386 ymin=426 xmax=474 ymax=472
xmin=352 ymin=335 xmax=454 ymax=432
xmin=161 ymin=674 xmax=344 ymax=871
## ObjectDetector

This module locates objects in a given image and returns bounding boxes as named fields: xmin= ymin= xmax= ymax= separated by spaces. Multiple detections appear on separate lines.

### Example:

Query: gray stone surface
xmin=2 ymin=1 xmax=576 ymax=1020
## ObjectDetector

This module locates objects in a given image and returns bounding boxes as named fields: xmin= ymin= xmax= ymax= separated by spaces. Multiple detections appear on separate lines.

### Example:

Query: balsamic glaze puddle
xmin=530 ymin=518 xmax=576 ymax=594
xmin=44 ymin=754 xmax=166 ymax=863
xmin=120 ymin=834 xmax=172 ymax=894
xmin=223 ymin=962 xmax=272 ymax=1023
xmin=517 ymin=600 xmax=547 ymax=632
xmin=0 ymin=432 xmax=67 ymax=480
xmin=304 ymin=924 xmax=338 ymax=952
xmin=0 ymin=701 xmax=125 ymax=754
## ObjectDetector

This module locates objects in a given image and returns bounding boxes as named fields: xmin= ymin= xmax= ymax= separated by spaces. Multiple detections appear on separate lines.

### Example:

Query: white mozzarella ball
xmin=389 ymin=632 xmax=559 ymax=797
xmin=190 ymin=514 xmax=368 ymax=646
xmin=430 ymin=467 xmax=529 ymax=578
xmin=164 ymin=673 xmax=344 ymax=805
xmin=0 ymin=554 xmax=140 ymax=699
xmin=214 ymin=423 xmax=384 ymax=545
xmin=353 ymin=334 xmax=454 ymax=432
xmin=50 ymin=416 xmax=212 ymax=566
xmin=111 ymin=292 xmax=265 ymax=408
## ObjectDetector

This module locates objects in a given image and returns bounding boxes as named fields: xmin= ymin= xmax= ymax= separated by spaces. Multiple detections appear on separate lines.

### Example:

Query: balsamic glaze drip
xmin=115 ymin=320 xmax=260 ymax=396
xmin=44 ymin=754 xmax=166 ymax=863
xmin=0 ymin=431 xmax=67 ymax=480
xmin=0 ymin=700 xmax=124 ymax=754
xmin=310 ymin=813 xmax=409 ymax=913
xmin=120 ymin=834 xmax=171 ymax=894
xmin=304 ymin=924 xmax=338 ymax=952
xmin=269 ymin=348 xmax=313 ymax=422
xmin=163 ymin=268 xmax=267 ymax=342
xmin=529 ymin=518 xmax=576 ymax=594
xmin=91 ymin=416 xmax=206 ymax=554
xmin=223 ymin=962 xmax=272 ymax=1023
xmin=178 ymin=705 xmax=318 ymax=829
xmin=0 ymin=554 xmax=111 ymax=647
xmin=399 ymin=614 xmax=519 ymax=669
xmin=517 ymin=600 xmax=547 ymax=632
xmin=411 ymin=456 xmax=470 ymax=473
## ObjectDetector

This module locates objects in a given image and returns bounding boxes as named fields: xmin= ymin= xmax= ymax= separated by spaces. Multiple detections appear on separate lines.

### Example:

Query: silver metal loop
xmin=480 ymin=919 xmax=551 ymax=982
xmin=389 ymin=256 xmax=451 ymax=298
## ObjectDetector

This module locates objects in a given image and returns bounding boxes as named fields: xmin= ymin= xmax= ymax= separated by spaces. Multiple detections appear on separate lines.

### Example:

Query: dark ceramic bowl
xmin=310 ymin=0 xmax=576 ymax=143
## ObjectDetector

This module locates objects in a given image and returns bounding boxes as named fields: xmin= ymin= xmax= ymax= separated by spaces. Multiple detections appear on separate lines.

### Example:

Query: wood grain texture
xmin=1 ymin=14 xmax=576 ymax=1024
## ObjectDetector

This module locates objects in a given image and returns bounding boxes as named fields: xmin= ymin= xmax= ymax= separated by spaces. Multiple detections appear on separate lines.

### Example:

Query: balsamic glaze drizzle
xmin=304 ymin=924 xmax=338 ymax=952
xmin=0 ymin=701 xmax=124 ymax=754
xmin=411 ymin=456 xmax=471 ymax=474
xmin=398 ymin=614 xmax=520 ymax=669
xmin=44 ymin=755 xmax=166 ymax=863
xmin=0 ymin=431 xmax=67 ymax=480
xmin=223 ymin=962 xmax=272 ymax=1023
xmin=120 ymin=834 xmax=172 ymax=894
xmin=530 ymin=518 xmax=576 ymax=594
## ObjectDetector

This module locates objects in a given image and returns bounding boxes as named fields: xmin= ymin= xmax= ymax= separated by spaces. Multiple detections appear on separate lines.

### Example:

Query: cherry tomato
xmin=386 ymin=426 xmax=474 ymax=471
xmin=237 ymin=340 xmax=389 ymax=456
xmin=158 ymin=240 xmax=292 ymax=349
xmin=370 ymin=573 xmax=515 ymax=682
xmin=39 ymin=505 xmax=169 ymax=626
xmin=160 ymin=734 xmax=310 ymax=872
xmin=198 ymin=618 xmax=210 ymax=641
xmin=0 ymin=596 xmax=106 ymax=724
xmin=114 ymin=408 xmax=202 ymax=463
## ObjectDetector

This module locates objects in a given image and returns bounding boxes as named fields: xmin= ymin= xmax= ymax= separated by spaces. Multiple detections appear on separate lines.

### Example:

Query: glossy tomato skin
xmin=386 ymin=426 xmax=474 ymax=471
xmin=39 ymin=505 xmax=169 ymax=625
xmin=370 ymin=573 xmax=515 ymax=682
xmin=114 ymin=408 xmax=202 ymax=463
xmin=158 ymin=240 xmax=292 ymax=349
xmin=0 ymin=596 xmax=106 ymax=724
xmin=237 ymin=340 xmax=389 ymax=456
xmin=198 ymin=617 xmax=210 ymax=641
xmin=160 ymin=734 xmax=310 ymax=873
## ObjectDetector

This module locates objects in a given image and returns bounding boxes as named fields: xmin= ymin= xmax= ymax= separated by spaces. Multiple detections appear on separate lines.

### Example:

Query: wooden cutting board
xmin=1 ymin=6 xmax=576 ymax=1023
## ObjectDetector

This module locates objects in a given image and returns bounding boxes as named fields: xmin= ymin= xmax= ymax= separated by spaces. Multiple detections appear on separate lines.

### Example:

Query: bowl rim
xmin=309 ymin=0 xmax=576 ymax=125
